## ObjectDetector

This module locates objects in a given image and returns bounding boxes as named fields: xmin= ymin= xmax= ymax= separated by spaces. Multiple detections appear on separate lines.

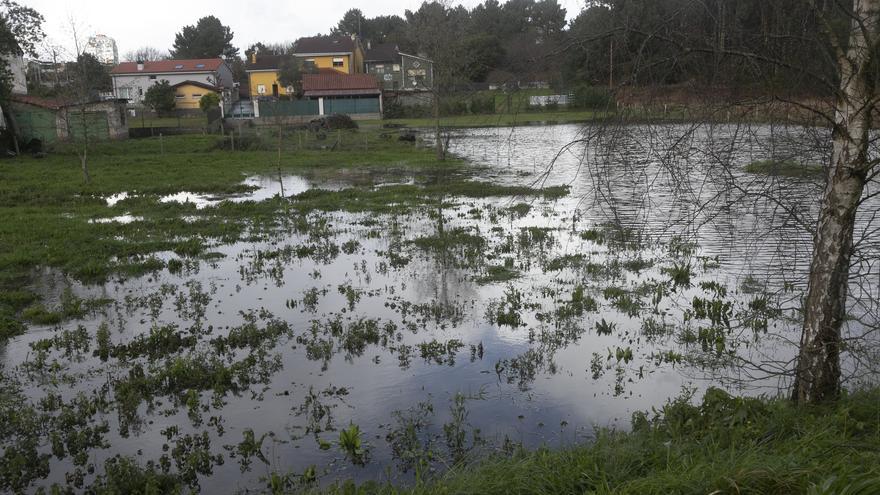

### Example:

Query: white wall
xmin=4 ymin=55 xmax=28 ymax=94
xmin=112 ymin=63 xmax=235 ymax=105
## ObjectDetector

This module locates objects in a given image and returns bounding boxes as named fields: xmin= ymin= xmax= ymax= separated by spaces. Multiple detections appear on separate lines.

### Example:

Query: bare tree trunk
xmin=434 ymin=92 xmax=444 ymax=161
xmin=80 ymin=146 xmax=90 ymax=183
xmin=794 ymin=0 xmax=877 ymax=404
xmin=4 ymin=107 xmax=21 ymax=155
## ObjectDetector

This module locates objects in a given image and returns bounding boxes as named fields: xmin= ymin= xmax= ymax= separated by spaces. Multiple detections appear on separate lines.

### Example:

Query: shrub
xmin=198 ymin=93 xmax=220 ymax=112
xmin=572 ymin=85 xmax=614 ymax=109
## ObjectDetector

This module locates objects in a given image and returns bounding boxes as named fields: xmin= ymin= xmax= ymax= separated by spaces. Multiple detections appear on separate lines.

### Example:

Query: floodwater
xmin=5 ymin=123 xmax=879 ymax=492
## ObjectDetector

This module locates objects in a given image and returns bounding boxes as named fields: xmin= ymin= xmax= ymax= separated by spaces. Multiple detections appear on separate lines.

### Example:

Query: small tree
xmin=277 ymin=56 xmax=304 ymax=97
xmin=172 ymin=15 xmax=238 ymax=59
xmin=69 ymin=53 xmax=110 ymax=96
xmin=198 ymin=92 xmax=219 ymax=112
xmin=144 ymin=80 xmax=175 ymax=115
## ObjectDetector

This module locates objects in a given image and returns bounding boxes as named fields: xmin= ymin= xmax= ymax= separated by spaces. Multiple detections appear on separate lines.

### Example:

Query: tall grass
xmin=311 ymin=387 xmax=880 ymax=494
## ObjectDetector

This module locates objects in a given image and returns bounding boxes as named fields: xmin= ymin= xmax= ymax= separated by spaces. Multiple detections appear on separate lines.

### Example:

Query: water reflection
xmin=6 ymin=123 xmax=879 ymax=492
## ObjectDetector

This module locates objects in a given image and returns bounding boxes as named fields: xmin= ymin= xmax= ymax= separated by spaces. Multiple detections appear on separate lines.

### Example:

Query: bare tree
xmin=65 ymin=17 xmax=93 ymax=183
xmin=122 ymin=46 xmax=166 ymax=62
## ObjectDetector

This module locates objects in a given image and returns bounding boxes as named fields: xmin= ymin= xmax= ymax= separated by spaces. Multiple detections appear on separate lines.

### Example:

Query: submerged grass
xmin=744 ymin=159 xmax=824 ymax=178
xmin=0 ymin=131 xmax=567 ymax=341
xmin=310 ymin=387 xmax=880 ymax=495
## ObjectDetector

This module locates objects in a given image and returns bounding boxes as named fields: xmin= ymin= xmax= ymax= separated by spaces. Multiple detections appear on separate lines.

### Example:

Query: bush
xmin=572 ymin=85 xmax=614 ymax=109
xmin=468 ymin=94 xmax=496 ymax=114
xmin=199 ymin=93 xmax=220 ymax=112
xmin=324 ymin=114 xmax=358 ymax=130
xmin=143 ymin=80 xmax=176 ymax=115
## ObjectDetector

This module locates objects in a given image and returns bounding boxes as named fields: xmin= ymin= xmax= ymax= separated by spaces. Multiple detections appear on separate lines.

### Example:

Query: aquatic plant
xmin=339 ymin=423 xmax=367 ymax=464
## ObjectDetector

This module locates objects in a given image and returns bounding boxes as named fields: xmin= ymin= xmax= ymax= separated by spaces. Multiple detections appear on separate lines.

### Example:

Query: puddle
xmin=89 ymin=214 xmax=143 ymax=224
xmin=105 ymin=192 xmax=130 ymax=207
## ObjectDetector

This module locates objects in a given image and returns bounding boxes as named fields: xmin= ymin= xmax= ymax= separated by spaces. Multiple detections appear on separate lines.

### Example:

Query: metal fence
xmin=324 ymin=98 xmax=380 ymax=115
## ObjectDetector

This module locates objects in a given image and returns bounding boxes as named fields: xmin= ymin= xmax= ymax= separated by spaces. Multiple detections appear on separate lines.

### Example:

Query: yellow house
xmin=292 ymin=35 xmax=364 ymax=75
xmin=245 ymin=55 xmax=293 ymax=99
xmin=171 ymin=81 xmax=219 ymax=109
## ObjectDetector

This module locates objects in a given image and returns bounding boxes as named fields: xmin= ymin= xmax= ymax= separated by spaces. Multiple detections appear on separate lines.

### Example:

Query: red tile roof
xmin=11 ymin=94 xmax=75 ymax=110
xmin=111 ymin=58 xmax=224 ymax=75
xmin=302 ymin=73 xmax=379 ymax=92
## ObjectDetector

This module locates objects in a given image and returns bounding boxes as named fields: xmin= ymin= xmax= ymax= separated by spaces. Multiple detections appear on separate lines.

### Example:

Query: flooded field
xmin=3 ymin=123 xmax=878 ymax=492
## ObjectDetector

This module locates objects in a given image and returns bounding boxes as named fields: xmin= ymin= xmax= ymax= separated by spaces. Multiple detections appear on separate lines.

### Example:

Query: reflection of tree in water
xmin=558 ymin=121 xmax=880 ymax=391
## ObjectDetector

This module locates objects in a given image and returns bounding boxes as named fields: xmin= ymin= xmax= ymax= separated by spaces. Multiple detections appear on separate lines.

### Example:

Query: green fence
xmin=11 ymin=105 xmax=57 ymax=144
xmin=325 ymin=97 xmax=380 ymax=115
xmin=260 ymin=100 xmax=319 ymax=117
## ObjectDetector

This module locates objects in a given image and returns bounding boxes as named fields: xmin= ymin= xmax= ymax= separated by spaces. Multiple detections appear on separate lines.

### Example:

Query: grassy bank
xmin=311 ymin=387 xmax=880 ymax=495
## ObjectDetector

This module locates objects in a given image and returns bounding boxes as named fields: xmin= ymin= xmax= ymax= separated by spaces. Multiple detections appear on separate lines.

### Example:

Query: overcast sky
xmin=25 ymin=0 xmax=585 ymax=61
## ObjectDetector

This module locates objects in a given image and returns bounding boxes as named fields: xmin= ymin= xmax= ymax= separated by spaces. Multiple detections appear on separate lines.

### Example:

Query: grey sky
xmin=25 ymin=0 xmax=585 ymax=61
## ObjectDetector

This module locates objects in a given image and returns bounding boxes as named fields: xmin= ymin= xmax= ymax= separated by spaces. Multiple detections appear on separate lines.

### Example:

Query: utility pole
xmin=609 ymin=40 xmax=614 ymax=88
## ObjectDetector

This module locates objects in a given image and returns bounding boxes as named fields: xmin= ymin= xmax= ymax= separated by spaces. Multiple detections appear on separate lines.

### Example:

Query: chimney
xmin=136 ymin=60 xmax=144 ymax=71
xmin=251 ymin=52 xmax=257 ymax=64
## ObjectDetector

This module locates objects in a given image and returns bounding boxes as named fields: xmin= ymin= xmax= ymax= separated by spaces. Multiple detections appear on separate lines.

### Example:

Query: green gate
xmin=67 ymin=111 xmax=109 ymax=141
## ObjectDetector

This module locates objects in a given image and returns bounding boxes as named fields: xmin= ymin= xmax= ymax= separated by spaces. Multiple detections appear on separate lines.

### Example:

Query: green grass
xmin=309 ymin=387 xmax=880 ymax=495
xmin=0 ymin=129 xmax=567 ymax=341
xmin=383 ymin=110 xmax=612 ymax=128
xmin=744 ymin=159 xmax=825 ymax=178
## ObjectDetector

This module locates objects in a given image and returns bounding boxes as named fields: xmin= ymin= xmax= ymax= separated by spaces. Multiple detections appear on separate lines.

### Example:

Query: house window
xmin=174 ymin=64 xmax=184 ymax=69
xmin=393 ymin=64 xmax=400 ymax=72
xmin=375 ymin=65 xmax=384 ymax=74
xmin=196 ymin=64 xmax=205 ymax=68
xmin=149 ymin=75 xmax=157 ymax=80
xmin=138 ymin=87 xmax=143 ymax=96
xmin=175 ymin=94 xmax=185 ymax=99
xmin=332 ymin=57 xmax=344 ymax=67
xmin=118 ymin=87 xmax=131 ymax=99
xmin=192 ymin=93 xmax=202 ymax=98
xmin=257 ymin=84 xmax=266 ymax=95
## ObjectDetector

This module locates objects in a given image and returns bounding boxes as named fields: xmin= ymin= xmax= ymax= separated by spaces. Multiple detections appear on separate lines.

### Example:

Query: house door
xmin=272 ymin=84 xmax=279 ymax=97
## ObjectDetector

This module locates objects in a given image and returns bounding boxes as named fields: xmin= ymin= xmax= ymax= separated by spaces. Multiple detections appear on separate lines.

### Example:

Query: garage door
xmin=67 ymin=111 xmax=109 ymax=141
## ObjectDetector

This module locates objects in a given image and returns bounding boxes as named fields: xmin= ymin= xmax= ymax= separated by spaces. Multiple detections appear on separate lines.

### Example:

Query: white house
xmin=110 ymin=58 xmax=235 ymax=106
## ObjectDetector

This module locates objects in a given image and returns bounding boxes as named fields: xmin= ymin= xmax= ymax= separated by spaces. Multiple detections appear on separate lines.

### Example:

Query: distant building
xmin=292 ymin=35 xmax=365 ymax=75
xmin=245 ymin=54 xmax=292 ymax=99
xmin=110 ymin=58 xmax=235 ymax=108
xmin=85 ymin=35 xmax=119 ymax=65
xmin=364 ymin=43 xmax=434 ymax=91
